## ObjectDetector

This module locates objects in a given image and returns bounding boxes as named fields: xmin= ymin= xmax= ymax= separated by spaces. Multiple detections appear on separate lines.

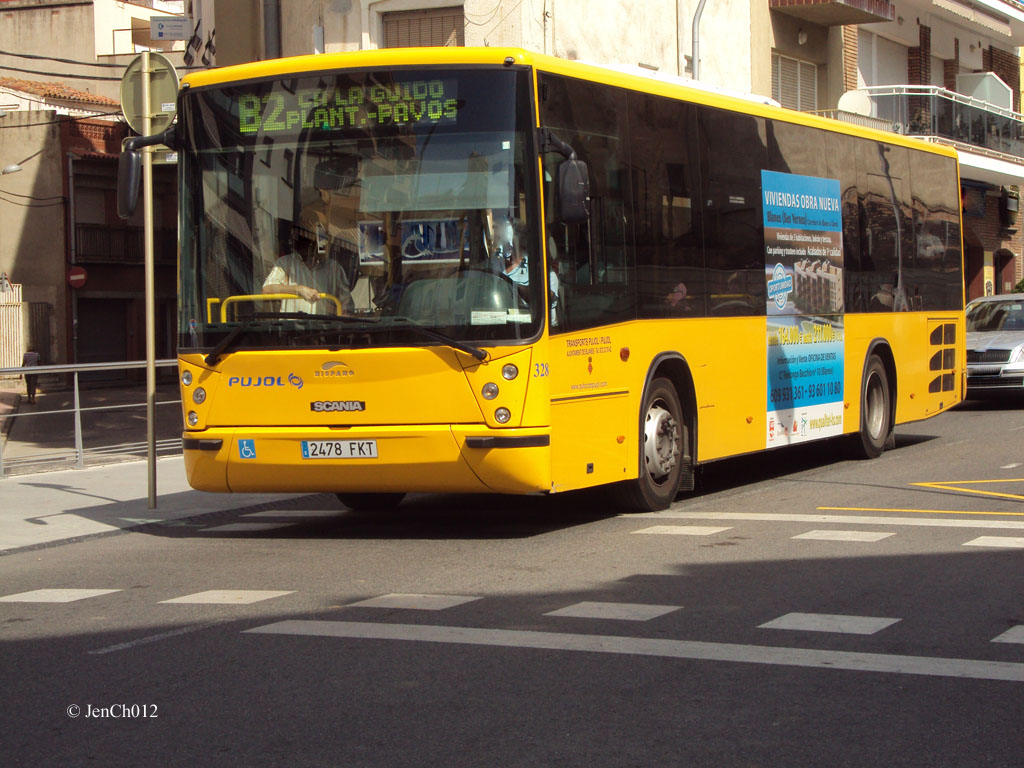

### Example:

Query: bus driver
xmin=262 ymin=211 xmax=355 ymax=314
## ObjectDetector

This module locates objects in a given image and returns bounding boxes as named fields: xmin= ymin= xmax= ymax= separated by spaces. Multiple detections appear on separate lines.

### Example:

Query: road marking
xmin=201 ymin=523 xmax=295 ymax=532
xmin=544 ymin=601 xmax=681 ymax=621
xmin=1001 ymin=464 xmax=1022 ymax=470
xmin=792 ymin=530 xmax=895 ymax=542
xmin=0 ymin=588 xmax=121 ymax=603
xmin=632 ymin=525 xmax=732 ymax=536
xmin=244 ymin=620 xmax=1024 ymax=683
xmin=911 ymin=479 xmax=1024 ymax=502
xmin=759 ymin=612 xmax=900 ymax=635
xmin=346 ymin=594 xmax=481 ymax=610
xmin=89 ymin=621 xmax=222 ymax=655
xmin=962 ymin=536 xmax=1024 ymax=549
xmin=992 ymin=626 xmax=1024 ymax=644
xmin=819 ymin=507 xmax=1024 ymax=518
xmin=634 ymin=512 xmax=1024 ymax=529
xmin=159 ymin=590 xmax=295 ymax=605
xmin=241 ymin=509 xmax=341 ymax=518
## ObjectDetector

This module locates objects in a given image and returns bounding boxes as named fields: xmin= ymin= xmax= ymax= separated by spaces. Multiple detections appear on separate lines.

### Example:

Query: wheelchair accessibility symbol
xmin=238 ymin=439 xmax=256 ymax=459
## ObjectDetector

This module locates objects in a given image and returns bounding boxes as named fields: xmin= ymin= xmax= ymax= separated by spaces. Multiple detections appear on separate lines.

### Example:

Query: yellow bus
xmin=119 ymin=47 xmax=964 ymax=511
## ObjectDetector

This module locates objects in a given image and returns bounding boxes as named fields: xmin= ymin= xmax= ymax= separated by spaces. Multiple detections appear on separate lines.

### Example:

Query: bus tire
xmin=853 ymin=355 xmax=891 ymax=460
xmin=336 ymin=493 xmax=406 ymax=511
xmin=616 ymin=377 xmax=684 ymax=511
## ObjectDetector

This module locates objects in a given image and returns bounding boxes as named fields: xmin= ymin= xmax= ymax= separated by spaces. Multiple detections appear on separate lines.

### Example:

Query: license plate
xmin=301 ymin=439 xmax=378 ymax=459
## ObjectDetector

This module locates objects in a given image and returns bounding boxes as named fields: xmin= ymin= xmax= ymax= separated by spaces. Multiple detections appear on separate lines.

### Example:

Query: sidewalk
xmin=1 ymin=377 xmax=183 ymax=475
xmin=0 ymin=455 xmax=307 ymax=553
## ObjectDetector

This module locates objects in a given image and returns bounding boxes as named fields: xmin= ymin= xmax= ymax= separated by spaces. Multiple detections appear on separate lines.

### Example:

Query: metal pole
xmin=691 ymin=0 xmax=708 ymax=80
xmin=73 ymin=370 xmax=84 ymax=468
xmin=142 ymin=51 xmax=157 ymax=508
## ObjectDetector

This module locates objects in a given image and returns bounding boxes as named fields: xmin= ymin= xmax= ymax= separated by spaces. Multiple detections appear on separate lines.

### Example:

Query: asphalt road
xmin=3 ymin=398 xmax=1024 ymax=767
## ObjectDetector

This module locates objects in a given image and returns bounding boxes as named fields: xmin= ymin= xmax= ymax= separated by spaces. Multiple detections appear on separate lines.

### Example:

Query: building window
xmin=383 ymin=7 xmax=465 ymax=47
xmin=772 ymin=52 xmax=817 ymax=111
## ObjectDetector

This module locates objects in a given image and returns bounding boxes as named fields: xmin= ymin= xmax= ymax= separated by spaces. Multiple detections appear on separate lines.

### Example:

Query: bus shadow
xmin=176 ymin=489 xmax=622 ymax=541
xmin=691 ymin=431 xmax=939 ymax=496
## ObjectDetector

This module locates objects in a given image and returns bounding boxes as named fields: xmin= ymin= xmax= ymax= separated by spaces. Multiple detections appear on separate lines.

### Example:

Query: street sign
xmin=67 ymin=266 xmax=88 ymax=288
xmin=120 ymin=52 xmax=179 ymax=135
xmin=151 ymin=16 xmax=190 ymax=41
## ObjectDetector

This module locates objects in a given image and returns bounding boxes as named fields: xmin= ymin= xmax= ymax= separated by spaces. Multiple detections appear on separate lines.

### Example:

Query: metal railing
xmin=0 ymin=359 xmax=181 ymax=479
xmin=856 ymin=85 xmax=1024 ymax=161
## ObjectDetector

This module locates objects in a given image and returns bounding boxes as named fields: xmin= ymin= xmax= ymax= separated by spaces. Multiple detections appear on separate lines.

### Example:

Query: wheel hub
xmin=644 ymin=404 xmax=679 ymax=480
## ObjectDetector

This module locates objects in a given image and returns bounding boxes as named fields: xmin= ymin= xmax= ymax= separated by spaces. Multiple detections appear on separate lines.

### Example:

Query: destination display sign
xmin=237 ymin=79 xmax=459 ymax=135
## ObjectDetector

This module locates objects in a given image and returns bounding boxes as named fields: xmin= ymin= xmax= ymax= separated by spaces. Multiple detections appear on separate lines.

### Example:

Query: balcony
xmin=847 ymin=85 xmax=1024 ymax=162
xmin=770 ymin=0 xmax=894 ymax=26
xmin=76 ymin=224 xmax=177 ymax=265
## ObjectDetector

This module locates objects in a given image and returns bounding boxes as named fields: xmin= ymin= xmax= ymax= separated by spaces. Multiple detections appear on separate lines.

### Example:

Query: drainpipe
xmin=676 ymin=0 xmax=681 ymax=76
xmin=263 ymin=0 xmax=281 ymax=59
xmin=67 ymin=151 xmax=77 ymax=363
xmin=692 ymin=0 xmax=708 ymax=80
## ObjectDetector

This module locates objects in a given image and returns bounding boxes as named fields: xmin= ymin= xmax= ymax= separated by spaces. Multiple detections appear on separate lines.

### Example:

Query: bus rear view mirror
xmin=117 ymin=149 xmax=141 ymax=219
xmin=558 ymin=158 xmax=591 ymax=224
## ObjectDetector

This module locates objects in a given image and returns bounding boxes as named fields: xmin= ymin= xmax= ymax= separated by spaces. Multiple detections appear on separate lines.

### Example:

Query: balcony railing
xmin=846 ymin=85 xmax=1024 ymax=162
xmin=76 ymin=224 xmax=177 ymax=265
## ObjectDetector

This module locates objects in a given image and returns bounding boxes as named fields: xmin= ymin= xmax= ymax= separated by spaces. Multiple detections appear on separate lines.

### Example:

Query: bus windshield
xmin=178 ymin=67 xmax=542 ymax=353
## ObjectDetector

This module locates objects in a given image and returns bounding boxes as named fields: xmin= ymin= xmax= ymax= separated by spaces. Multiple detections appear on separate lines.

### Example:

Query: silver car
xmin=966 ymin=293 xmax=1024 ymax=396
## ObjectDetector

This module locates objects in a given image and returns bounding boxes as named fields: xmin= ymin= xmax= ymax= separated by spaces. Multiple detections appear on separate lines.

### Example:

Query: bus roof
xmin=181 ymin=46 xmax=958 ymax=161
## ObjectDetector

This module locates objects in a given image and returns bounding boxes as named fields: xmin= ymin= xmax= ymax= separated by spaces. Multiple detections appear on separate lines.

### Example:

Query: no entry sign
xmin=67 ymin=265 xmax=88 ymax=288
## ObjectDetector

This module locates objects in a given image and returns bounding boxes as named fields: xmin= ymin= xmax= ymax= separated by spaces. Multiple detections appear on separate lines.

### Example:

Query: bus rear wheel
xmin=853 ymin=355 xmax=891 ymax=459
xmin=615 ymin=377 xmax=685 ymax=511
xmin=336 ymin=493 xmax=406 ymax=511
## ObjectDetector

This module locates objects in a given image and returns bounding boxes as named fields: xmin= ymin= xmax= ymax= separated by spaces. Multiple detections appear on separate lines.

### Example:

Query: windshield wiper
xmin=392 ymin=317 xmax=487 ymax=361
xmin=204 ymin=312 xmax=373 ymax=366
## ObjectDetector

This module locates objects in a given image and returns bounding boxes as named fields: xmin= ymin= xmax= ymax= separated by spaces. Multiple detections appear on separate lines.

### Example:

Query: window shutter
xmin=383 ymin=7 xmax=465 ymax=48
xmin=771 ymin=52 xmax=817 ymax=112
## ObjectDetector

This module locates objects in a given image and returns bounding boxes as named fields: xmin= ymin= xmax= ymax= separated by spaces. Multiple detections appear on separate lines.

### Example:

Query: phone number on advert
xmin=771 ymin=381 xmax=842 ymax=403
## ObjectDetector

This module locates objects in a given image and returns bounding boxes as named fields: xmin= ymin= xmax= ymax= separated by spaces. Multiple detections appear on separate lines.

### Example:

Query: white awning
xmin=958 ymin=148 xmax=1024 ymax=186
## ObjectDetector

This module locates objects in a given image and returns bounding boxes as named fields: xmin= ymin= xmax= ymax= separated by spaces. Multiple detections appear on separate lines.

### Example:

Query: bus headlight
xmin=494 ymin=407 xmax=511 ymax=424
xmin=187 ymin=411 xmax=199 ymax=427
xmin=181 ymin=370 xmax=193 ymax=386
xmin=192 ymin=387 xmax=207 ymax=404
xmin=482 ymin=382 xmax=499 ymax=400
xmin=502 ymin=364 xmax=518 ymax=380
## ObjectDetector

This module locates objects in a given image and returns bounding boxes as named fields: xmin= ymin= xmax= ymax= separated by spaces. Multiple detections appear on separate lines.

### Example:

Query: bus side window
xmin=908 ymin=152 xmax=962 ymax=311
xmin=538 ymin=72 xmax=635 ymax=333
xmin=697 ymin=105 xmax=767 ymax=316
xmin=629 ymin=91 xmax=705 ymax=318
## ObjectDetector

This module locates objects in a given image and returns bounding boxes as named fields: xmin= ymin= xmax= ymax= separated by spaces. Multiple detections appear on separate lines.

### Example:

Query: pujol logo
xmin=227 ymin=373 xmax=303 ymax=389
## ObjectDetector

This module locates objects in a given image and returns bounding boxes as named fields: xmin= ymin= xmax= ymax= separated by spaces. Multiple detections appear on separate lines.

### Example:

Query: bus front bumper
xmin=182 ymin=425 xmax=552 ymax=495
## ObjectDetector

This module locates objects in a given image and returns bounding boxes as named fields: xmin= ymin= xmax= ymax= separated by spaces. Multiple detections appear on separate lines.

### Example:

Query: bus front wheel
xmin=616 ymin=377 xmax=685 ymax=511
xmin=336 ymin=493 xmax=406 ymax=511
xmin=853 ymin=355 xmax=891 ymax=459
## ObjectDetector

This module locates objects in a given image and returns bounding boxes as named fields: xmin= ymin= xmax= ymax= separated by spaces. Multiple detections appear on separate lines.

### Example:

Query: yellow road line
xmin=911 ymin=480 xmax=1024 ymax=502
xmin=819 ymin=506 xmax=1024 ymax=517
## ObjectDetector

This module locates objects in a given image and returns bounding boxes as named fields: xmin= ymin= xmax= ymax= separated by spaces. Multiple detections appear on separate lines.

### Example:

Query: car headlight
xmin=1012 ymin=347 xmax=1024 ymax=364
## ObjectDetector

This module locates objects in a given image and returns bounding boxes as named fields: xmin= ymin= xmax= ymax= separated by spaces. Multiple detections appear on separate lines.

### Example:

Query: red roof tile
xmin=0 ymin=77 xmax=119 ymax=107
